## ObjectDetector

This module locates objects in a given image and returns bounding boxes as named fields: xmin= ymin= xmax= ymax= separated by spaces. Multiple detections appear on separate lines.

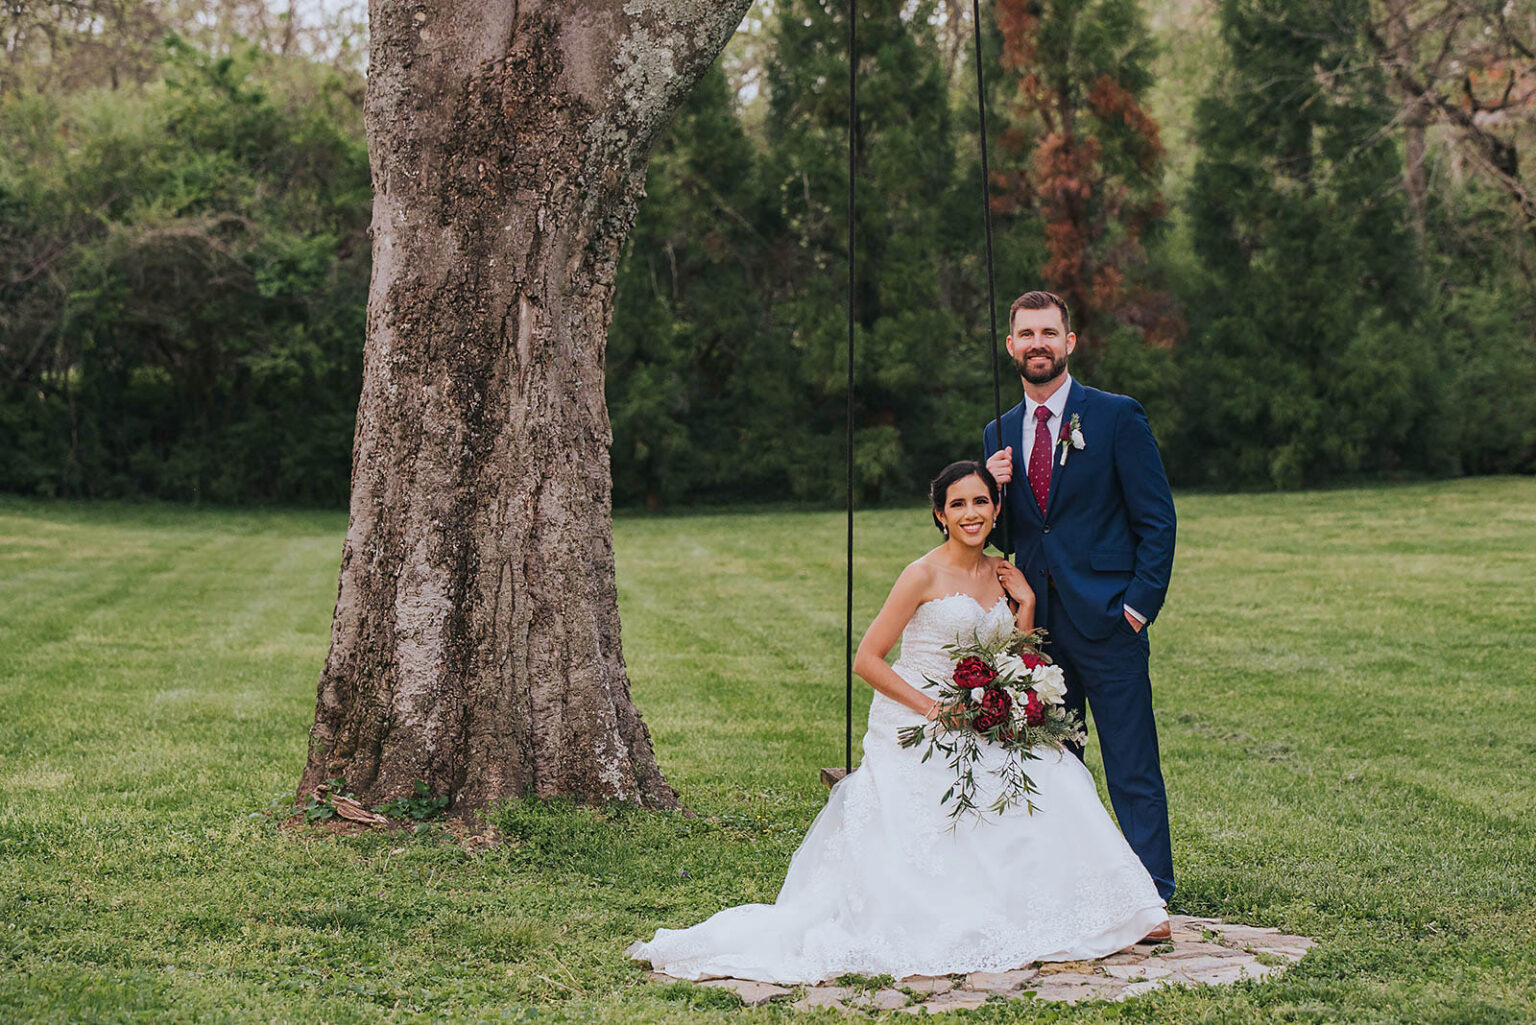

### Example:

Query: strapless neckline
xmin=918 ymin=592 xmax=1010 ymax=613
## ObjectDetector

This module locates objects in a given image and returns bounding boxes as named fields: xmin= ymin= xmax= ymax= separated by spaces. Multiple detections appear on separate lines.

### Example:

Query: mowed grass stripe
xmin=0 ymin=479 xmax=1533 ymax=1022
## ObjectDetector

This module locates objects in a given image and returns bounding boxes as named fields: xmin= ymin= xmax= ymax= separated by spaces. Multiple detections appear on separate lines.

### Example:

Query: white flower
xmin=995 ymin=651 xmax=1027 ymax=682
xmin=1030 ymin=664 xmax=1067 ymax=705
xmin=969 ymin=687 xmax=986 ymax=703
xmin=1070 ymin=428 xmax=1085 ymax=450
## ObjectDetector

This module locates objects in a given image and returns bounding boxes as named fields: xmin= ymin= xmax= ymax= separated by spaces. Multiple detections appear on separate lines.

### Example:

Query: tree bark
xmin=298 ymin=0 xmax=753 ymax=816
xmin=1403 ymin=97 xmax=1427 ymax=246
xmin=1364 ymin=9 xmax=1536 ymax=243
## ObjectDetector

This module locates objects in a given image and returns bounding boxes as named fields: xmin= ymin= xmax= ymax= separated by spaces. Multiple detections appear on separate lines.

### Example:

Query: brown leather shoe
xmin=1137 ymin=919 xmax=1171 ymax=944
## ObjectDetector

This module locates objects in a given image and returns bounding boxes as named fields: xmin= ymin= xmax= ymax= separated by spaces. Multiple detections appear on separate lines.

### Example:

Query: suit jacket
xmin=983 ymin=383 xmax=1176 ymax=642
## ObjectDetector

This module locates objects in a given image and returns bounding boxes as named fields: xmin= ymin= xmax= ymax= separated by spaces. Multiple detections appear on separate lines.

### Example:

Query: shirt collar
xmin=1024 ymin=375 xmax=1073 ymax=427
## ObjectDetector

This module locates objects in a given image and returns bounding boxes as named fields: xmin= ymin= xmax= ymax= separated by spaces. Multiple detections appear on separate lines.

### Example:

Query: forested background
xmin=2 ymin=0 xmax=1532 ymax=509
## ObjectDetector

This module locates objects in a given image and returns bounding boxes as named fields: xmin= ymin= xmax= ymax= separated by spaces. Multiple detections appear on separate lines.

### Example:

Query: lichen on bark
xmin=297 ymin=0 xmax=755 ymax=818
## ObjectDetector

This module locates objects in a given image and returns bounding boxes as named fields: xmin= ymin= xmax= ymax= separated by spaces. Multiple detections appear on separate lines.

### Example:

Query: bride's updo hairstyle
xmin=929 ymin=460 xmax=1000 ymax=535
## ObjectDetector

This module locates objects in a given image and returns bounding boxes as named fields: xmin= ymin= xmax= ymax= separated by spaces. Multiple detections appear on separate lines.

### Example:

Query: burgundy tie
xmin=1028 ymin=406 xmax=1053 ymax=515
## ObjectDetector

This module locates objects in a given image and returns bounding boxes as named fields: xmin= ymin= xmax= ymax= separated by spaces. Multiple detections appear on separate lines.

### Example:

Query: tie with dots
xmin=1028 ymin=405 xmax=1053 ymax=515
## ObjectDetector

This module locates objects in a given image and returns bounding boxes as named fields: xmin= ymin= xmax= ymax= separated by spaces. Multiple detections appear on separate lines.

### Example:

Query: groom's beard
xmin=1014 ymin=350 xmax=1068 ymax=385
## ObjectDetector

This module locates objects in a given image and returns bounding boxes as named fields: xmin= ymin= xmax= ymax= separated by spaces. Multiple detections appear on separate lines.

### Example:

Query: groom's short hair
xmin=1009 ymin=290 xmax=1071 ymax=334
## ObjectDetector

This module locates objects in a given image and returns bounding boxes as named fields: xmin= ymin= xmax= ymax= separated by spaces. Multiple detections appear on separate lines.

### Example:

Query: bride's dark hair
xmin=929 ymin=460 xmax=1000 ymax=534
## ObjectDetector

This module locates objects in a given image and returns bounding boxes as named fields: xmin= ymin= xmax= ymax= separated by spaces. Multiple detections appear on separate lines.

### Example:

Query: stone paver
xmin=639 ymin=916 xmax=1316 ymax=1012
xmin=1030 ymin=975 xmax=1132 ymax=1005
xmin=1160 ymin=954 xmax=1234 ymax=974
xmin=912 ymin=990 xmax=989 ymax=1012
xmin=964 ymin=968 xmax=1039 ymax=992
xmin=899 ymin=974 xmax=955 ymax=995
xmin=790 ymin=985 xmax=854 ymax=1011
xmin=1121 ymin=979 xmax=1173 ymax=999
xmin=1104 ymin=961 xmax=1172 ymax=981
xmin=698 ymin=978 xmax=792 ymax=1006
xmin=1159 ymin=940 xmax=1243 ymax=959
xmin=864 ymin=989 xmax=910 ymax=1010
xmin=1169 ymin=961 xmax=1278 ymax=987
xmin=1209 ymin=924 xmax=1280 ymax=943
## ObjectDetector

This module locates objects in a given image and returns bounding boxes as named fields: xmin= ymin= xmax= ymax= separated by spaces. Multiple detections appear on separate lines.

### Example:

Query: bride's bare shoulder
xmin=890 ymin=557 xmax=939 ymax=600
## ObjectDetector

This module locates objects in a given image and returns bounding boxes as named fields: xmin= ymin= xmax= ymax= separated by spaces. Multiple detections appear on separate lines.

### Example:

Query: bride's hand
xmin=926 ymin=700 xmax=967 ymax=729
xmin=994 ymin=559 xmax=1034 ymax=606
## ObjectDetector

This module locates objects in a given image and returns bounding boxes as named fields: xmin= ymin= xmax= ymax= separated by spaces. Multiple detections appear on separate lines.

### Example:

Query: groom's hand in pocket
xmin=986 ymin=447 xmax=1013 ymax=484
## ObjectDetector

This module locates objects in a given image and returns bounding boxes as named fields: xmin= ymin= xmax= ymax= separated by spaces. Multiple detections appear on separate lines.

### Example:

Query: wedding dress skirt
xmin=629 ymin=594 xmax=1167 ymax=984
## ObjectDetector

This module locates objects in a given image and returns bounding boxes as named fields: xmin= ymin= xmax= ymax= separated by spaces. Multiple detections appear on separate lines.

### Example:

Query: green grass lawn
xmin=1 ymin=479 xmax=1534 ymax=1023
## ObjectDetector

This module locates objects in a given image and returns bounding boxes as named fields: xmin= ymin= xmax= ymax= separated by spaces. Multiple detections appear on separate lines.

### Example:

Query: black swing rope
xmin=971 ymin=0 xmax=1011 ymax=542
xmin=842 ymin=0 xmax=1009 ymax=779
xmin=844 ymin=0 xmax=857 ymax=777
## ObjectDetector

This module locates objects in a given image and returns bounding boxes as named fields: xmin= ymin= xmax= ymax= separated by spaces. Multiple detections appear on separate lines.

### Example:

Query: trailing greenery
xmin=1 ymin=481 xmax=1534 ymax=1021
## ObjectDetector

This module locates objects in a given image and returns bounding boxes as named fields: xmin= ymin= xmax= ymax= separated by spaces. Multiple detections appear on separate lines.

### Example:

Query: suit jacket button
xmin=1042 ymin=525 xmax=1052 ymax=534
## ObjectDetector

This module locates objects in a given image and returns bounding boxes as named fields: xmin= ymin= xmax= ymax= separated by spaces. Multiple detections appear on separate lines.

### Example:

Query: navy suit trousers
xmin=1047 ymin=594 xmax=1175 ymax=903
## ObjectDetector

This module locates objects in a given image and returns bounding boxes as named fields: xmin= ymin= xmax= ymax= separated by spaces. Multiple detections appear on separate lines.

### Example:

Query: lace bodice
xmin=892 ymin=593 xmax=1015 ymax=691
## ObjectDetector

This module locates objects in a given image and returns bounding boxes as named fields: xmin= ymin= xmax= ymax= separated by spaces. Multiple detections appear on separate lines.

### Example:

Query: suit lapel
xmin=1044 ymin=384 xmax=1088 ymax=518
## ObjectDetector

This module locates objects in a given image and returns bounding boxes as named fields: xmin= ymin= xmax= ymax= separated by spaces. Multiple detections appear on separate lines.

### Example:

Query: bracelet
xmin=926 ymin=698 xmax=941 ymax=721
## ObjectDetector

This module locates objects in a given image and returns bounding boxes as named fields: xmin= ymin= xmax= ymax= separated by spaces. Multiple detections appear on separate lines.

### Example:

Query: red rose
xmin=972 ymin=687 xmax=1013 ymax=732
xmin=1024 ymin=690 xmax=1046 ymax=726
xmin=953 ymin=657 xmax=997 ymax=691
xmin=1019 ymin=652 xmax=1046 ymax=670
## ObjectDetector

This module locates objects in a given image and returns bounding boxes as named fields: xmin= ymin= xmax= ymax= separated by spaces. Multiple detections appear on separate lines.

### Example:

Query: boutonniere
xmin=1058 ymin=413 xmax=1085 ymax=466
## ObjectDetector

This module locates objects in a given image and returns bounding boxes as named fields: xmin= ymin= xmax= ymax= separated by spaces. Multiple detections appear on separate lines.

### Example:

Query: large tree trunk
xmin=298 ymin=0 xmax=753 ymax=816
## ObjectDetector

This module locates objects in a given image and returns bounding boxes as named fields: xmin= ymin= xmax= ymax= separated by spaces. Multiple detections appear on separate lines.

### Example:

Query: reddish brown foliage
xmin=990 ymin=0 xmax=1178 ymax=354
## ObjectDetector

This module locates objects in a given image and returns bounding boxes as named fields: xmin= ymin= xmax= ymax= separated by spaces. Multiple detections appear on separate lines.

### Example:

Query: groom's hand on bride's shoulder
xmin=986 ymin=447 xmax=1013 ymax=484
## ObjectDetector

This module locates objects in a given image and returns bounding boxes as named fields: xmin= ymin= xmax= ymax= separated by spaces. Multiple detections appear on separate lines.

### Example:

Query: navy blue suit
xmin=983 ymin=381 xmax=1177 ymax=901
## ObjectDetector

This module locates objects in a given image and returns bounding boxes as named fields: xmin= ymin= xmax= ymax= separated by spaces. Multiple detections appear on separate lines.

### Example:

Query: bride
xmin=629 ymin=461 xmax=1168 ymax=984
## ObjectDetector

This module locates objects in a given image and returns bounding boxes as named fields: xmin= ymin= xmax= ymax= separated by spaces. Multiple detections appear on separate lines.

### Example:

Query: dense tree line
xmin=2 ymin=0 xmax=1532 ymax=507
xmin=0 ymin=39 xmax=369 ymax=502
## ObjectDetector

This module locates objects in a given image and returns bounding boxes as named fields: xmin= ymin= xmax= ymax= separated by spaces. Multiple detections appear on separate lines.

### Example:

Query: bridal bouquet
xmin=897 ymin=627 xmax=1086 ymax=822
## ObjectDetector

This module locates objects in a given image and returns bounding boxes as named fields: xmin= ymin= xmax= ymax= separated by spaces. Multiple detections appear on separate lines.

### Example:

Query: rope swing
xmin=823 ymin=1 xmax=1010 ymax=788
xmin=971 ymin=0 xmax=1011 ymax=526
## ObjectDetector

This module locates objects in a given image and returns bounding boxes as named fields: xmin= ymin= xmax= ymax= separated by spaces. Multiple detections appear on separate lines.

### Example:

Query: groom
xmin=983 ymin=290 xmax=1177 ymax=915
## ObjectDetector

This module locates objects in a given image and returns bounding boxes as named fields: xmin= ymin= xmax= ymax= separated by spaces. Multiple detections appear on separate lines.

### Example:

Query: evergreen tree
xmin=607 ymin=65 xmax=772 ymax=508
xmin=1420 ymin=169 xmax=1536 ymax=475
xmin=1178 ymin=0 xmax=1432 ymax=487
xmin=761 ymin=0 xmax=977 ymax=503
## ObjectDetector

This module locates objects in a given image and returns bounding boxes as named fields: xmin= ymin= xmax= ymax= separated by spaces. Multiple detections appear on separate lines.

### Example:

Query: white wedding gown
xmin=629 ymin=594 xmax=1167 ymax=984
